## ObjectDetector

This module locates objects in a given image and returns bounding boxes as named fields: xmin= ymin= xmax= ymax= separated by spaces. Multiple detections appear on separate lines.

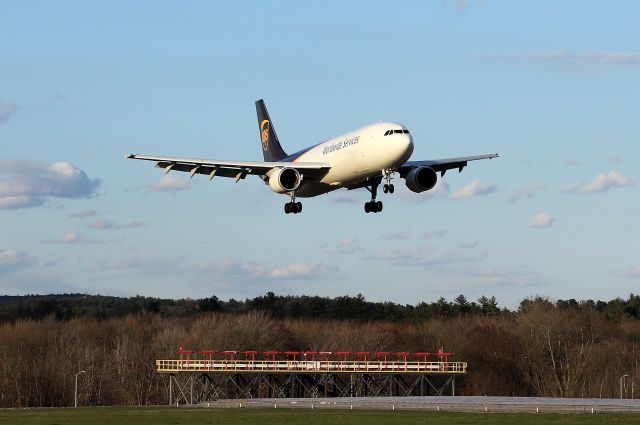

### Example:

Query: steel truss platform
xmin=165 ymin=371 xmax=460 ymax=405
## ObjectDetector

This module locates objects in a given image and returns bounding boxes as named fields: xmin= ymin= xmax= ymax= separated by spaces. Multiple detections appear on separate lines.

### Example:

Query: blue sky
xmin=1 ymin=1 xmax=638 ymax=307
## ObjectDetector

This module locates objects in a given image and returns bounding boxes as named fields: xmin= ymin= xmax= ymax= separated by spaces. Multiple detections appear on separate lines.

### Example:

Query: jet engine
xmin=268 ymin=167 xmax=301 ymax=193
xmin=405 ymin=166 xmax=438 ymax=193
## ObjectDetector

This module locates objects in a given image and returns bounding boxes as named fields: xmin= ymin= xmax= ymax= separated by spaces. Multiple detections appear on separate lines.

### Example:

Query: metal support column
xmin=190 ymin=374 xmax=194 ymax=405
xmin=169 ymin=373 xmax=173 ymax=406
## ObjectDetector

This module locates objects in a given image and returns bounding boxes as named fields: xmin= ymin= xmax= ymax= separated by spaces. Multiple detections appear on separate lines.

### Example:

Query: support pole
xmin=190 ymin=374 xmax=194 ymax=405
xmin=452 ymin=376 xmax=455 ymax=396
xmin=169 ymin=374 xmax=173 ymax=406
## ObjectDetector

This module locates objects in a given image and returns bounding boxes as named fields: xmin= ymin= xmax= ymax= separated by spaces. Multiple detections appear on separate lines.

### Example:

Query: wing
xmin=398 ymin=153 xmax=498 ymax=177
xmin=126 ymin=154 xmax=331 ymax=181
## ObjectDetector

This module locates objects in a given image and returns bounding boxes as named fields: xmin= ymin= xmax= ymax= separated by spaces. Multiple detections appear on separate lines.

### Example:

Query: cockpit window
xmin=384 ymin=129 xmax=409 ymax=136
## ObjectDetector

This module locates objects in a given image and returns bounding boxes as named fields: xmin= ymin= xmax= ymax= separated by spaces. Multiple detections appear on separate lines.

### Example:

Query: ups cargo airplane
xmin=127 ymin=100 xmax=498 ymax=214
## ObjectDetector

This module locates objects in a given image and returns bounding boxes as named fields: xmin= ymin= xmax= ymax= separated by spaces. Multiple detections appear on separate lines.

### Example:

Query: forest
xmin=0 ymin=292 xmax=639 ymax=407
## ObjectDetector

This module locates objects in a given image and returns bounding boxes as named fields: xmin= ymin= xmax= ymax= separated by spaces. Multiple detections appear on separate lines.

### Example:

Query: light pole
xmin=74 ymin=370 xmax=86 ymax=407
xmin=620 ymin=374 xmax=629 ymax=399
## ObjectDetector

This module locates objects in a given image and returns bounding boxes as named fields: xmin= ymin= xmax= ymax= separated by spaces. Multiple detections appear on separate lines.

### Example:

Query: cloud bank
xmin=509 ymin=182 xmax=547 ymax=203
xmin=564 ymin=171 xmax=633 ymax=194
xmin=0 ymin=160 xmax=100 ymax=209
xmin=87 ymin=219 xmax=146 ymax=230
xmin=44 ymin=232 xmax=99 ymax=244
xmin=0 ymin=249 xmax=33 ymax=274
xmin=151 ymin=175 xmax=190 ymax=191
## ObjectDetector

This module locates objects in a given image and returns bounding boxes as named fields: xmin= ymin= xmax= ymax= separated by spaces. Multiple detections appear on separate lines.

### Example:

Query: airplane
xmin=127 ymin=99 xmax=498 ymax=214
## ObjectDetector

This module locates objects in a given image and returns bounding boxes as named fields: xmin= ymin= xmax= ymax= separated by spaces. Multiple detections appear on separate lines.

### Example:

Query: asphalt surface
xmin=201 ymin=396 xmax=640 ymax=413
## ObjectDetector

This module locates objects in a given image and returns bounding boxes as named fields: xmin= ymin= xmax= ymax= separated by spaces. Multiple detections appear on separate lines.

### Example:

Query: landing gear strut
xmin=284 ymin=191 xmax=302 ymax=214
xmin=382 ymin=169 xmax=395 ymax=194
xmin=364 ymin=177 xmax=383 ymax=213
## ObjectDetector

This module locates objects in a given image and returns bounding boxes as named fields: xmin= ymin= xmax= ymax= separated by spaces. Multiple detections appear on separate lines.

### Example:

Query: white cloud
xmin=611 ymin=266 xmax=640 ymax=278
xmin=44 ymin=232 xmax=99 ymax=244
xmin=0 ymin=160 xmax=100 ymax=209
xmin=0 ymin=103 xmax=19 ymax=124
xmin=564 ymin=171 xmax=633 ymax=194
xmin=325 ymin=237 xmax=362 ymax=255
xmin=87 ymin=218 xmax=146 ymax=230
xmin=151 ymin=174 xmax=190 ymax=191
xmin=399 ymin=179 xmax=450 ymax=204
xmin=84 ymin=255 xmax=338 ymax=283
xmin=58 ymin=232 xmax=82 ymax=243
xmin=509 ymin=181 xmax=547 ymax=204
xmin=0 ymin=249 xmax=33 ymax=274
xmin=69 ymin=209 xmax=97 ymax=218
xmin=450 ymin=180 xmax=498 ymax=200
xmin=491 ymin=50 xmax=640 ymax=67
xmin=338 ymin=237 xmax=356 ymax=249
xmin=528 ymin=212 xmax=555 ymax=229
xmin=270 ymin=262 xmax=336 ymax=280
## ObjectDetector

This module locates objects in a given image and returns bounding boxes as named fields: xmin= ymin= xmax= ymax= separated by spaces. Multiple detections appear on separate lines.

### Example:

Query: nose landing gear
xmin=382 ymin=169 xmax=395 ymax=194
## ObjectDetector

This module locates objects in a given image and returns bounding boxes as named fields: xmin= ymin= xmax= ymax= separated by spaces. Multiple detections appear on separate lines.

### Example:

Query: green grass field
xmin=1 ymin=407 xmax=639 ymax=425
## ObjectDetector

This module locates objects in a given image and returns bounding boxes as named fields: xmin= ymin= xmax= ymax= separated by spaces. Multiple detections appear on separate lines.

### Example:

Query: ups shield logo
xmin=260 ymin=120 xmax=270 ymax=151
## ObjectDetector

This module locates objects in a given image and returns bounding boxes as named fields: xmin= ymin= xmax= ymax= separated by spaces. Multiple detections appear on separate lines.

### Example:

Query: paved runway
xmin=202 ymin=396 xmax=640 ymax=413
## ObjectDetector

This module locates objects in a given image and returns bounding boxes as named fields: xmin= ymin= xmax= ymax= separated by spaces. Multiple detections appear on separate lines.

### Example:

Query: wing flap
xmin=127 ymin=154 xmax=331 ymax=180
xmin=399 ymin=153 xmax=498 ymax=176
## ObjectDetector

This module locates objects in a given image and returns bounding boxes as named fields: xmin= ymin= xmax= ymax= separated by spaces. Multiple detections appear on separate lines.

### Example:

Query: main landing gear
xmin=364 ymin=177 xmax=383 ymax=213
xmin=364 ymin=170 xmax=395 ymax=213
xmin=365 ymin=200 xmax=382 ymax=213
xmin=284 ymin=191 xmax=302 ymax=214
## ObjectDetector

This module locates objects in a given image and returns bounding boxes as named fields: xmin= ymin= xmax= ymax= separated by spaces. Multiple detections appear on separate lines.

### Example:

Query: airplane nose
xmin=404 ymin=135 xmax=414 ymax=157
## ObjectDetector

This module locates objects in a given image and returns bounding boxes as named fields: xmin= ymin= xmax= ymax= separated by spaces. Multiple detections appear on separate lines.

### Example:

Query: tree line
xmin=2 ymin=292 xmax=640 ymax=323
xmin=0 ymin=293 xmax=639 ymax=407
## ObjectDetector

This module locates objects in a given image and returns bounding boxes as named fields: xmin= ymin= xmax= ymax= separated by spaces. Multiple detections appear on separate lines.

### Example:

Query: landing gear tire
xmin=364 ymin=177 xmax=384 ymax=213
xmin=383 ymin=184 xmax=389 ymax=194
xmin=285 ymin=202 xmax=302 ymax=214
xmin=364 ymin=201 xmax=383 ymax=213
xmin=388 ymin=184 xmax=394 ymax=194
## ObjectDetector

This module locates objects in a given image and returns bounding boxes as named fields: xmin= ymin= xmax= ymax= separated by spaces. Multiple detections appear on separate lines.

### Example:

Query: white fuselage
xmin=291 ymin=122 xmax=414 ymax=197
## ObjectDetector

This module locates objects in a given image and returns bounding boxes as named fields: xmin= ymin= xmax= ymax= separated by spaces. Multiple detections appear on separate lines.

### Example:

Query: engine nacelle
xmin=405 ymin=166 xmax=438 ymax=193
xmin=268 ymin=167 xmax=301 ymax=194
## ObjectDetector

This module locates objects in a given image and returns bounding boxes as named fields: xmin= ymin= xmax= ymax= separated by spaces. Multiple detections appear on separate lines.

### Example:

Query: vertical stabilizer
xmin=256 ymin=99 xmax=288 ymax=162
